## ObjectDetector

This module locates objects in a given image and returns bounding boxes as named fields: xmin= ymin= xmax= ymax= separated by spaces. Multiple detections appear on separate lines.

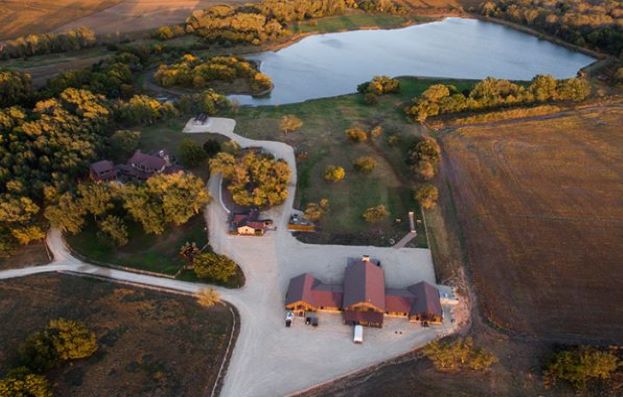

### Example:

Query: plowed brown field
xmin=441 ymin=104 xmax=623 ymax=343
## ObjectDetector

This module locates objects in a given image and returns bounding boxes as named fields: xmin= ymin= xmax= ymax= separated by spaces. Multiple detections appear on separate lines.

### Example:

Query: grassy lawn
xmin=67 ymin=214 xmax=208 ymax=275
xmin=218 ymin=77 xmax=476 ymax=246
xmin=290 ymin=13 xmax=427 ymax=34
xmin=67 ymin=214 xmax=245 ymax=288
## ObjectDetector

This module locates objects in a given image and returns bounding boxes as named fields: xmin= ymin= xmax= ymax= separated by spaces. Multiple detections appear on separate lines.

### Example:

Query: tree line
xmin=185 ymin=0 xmax=405 ymax=45
xmin=405 ymin=75 xmax=591 ymax=122
xmin=481 ymin=0 xmax=623 ymax=56
xmin=0 ymin=27 xmax=97 ymax=60
xmin=154 ymin=54 xmax=273 ymax=95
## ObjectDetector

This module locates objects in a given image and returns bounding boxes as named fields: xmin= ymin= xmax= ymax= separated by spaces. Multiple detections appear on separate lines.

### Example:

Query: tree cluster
xmin=178 ymin=89 xmax=232 ymax=116
xmin=357 ymin=75 xmax=400 ymax=104
xmin=0 ymin=70 xmax=34 ymax=108
xmin=193 ymin=251 xmax=238 ymax=282
xmin=115 ymin=94 xmax=178 ymax=125
xmin=0 ymin=88 xmax=111 ymax=256
xmin=406 ymin=76 xmax=591 ymax=122
xmin=154 ymin=54 xmax=272 ymax=95
xmin=0 ymin=27 xmax=97 ymax=60
xmin=45 ymin=50 xmax=146 ymax=99
xmin=324 ymin=165 xmax=346 ymax=182
xmin=155 ymin=24 xmax=187 ymax=41
xmin=407 ymin=136 xmax=441 ymax=181
xmin=415 ymin=184 xmax=439 ymax=209
xmin=304 ymin=198 xmax=329 ymax=221
xmin=423 ymin=337 xmax=497 ymax=372
xmin=482 ymin=0 xmax=623 ymax=56
xmin=544 ymin=346 xmax=620 ymax=390
xmin=44 ymin=172 xmax=211 ymax=239
xmin=185 ymin=0 xmax=402 ymax=45
xmin=0 ymin=318 xmax=98 ymax=396
xmin=210 ymin=150 xmax=291 ymax=208
xmin=363 ymin=204 xmax=389 ymax=223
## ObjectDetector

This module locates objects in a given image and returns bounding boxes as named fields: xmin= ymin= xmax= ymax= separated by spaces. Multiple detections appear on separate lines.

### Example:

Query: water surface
xmin=231 ymin=17 xmax=595 ymax=106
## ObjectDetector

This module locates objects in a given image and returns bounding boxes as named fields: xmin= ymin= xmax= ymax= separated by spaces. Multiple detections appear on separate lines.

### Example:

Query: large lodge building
xmin=285 ymin=256 xmax=443 ymax=328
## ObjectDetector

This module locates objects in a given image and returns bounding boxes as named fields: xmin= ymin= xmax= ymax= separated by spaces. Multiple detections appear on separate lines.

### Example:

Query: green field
xmin=291 ymin=13 xmax=425 ymax=34
xmin=220 ymin=77 xmax=475 ymax=246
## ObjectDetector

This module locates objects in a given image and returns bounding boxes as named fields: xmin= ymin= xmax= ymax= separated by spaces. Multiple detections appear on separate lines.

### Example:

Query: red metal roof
xmin=343 ymin=258 xmax=385 ymax=311
xmin=408 ymin=281 xmax=442 ymax=318
xmin=385 ymin=288 xmax=415 ymax=313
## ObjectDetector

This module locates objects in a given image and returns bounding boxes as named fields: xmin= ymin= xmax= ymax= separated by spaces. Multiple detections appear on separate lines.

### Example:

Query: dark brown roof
xmin=285 ymin=273 xmax=316 ymax=306
xmin=343 ymin=310 xmax=384 ymax=325
xmin=311 ymin=282 xmax=343 ymax=308
xmin=343 ymin=258 xmax=385 ymax=311
xmin=128 ymin=150 xmax=166 ymax=171
xmin=385 ymin=288 xmax=415 ymax=313
xmin=408 ymin=281 xmax=442 ymax=318
xmin=90 ymin=160 xmax=115 ymax=174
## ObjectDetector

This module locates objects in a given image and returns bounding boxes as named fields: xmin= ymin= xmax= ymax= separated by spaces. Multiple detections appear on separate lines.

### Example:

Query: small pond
xmin=230 ymin=17 xmax=596 ymax=106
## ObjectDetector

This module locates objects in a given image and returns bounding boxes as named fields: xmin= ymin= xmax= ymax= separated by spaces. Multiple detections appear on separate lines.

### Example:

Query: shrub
xmin=370 ymin=125 xmax=383 ymax=139
xmin=0 ymin=368 xmax=52 ymax=397
xmin=544 ymin=346 xmax=619 ymax=389
xmin=363 ymin=204 xmax=389 ymax=223
xmin=179 ymin=138 xmax=208 ymax=167
xmin=193 ymin=252 xmax=238 ymax=282
xmin=324 ymin=165 xmax=346 ymax=183
xmin=353 ymin=156 xmax=377 ymax=174
xmin=196 ymin=288 xmax=221 ymax=307
xmin=203 ymin=139 xmax=222 ymax=157
xmin=280 ymin=115 xmax=303 ymax=134
xmin=415 ymin=184 xmax=439 ymax=209
xmin=98 ymin=215 xmax=129 ymax=246
xmin=18 ymin=331 xmax=59 ymax=373
xmin=304 ymin=199 xmax=329 ymax=221
xmin=47 ymin=318 xmax=98 ymax=361
xmin=408 ymin=137 xmax=441 ymax=180
xmin=345 ymin=126 xmax=368 ymax=143
xmin=423 ymin=337 xmax=497 ymax=372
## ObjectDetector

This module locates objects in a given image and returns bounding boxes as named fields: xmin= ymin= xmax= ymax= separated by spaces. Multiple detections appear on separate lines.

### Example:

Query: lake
xmin=230 ymin=17 xmax=596 ymax=106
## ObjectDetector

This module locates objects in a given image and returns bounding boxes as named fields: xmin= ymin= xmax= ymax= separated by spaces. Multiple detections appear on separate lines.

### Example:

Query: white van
xmin=353 ymin=325 xmax=363 ymax=344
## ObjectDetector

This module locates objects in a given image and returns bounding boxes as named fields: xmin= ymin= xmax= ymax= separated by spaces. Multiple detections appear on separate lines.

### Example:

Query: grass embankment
xmin=67 ymin=214 xmax=245 ymax=288
xmin=223 ymin=77 xmax=475 ymax=246
xmin=0 ymin=242 xmax=50 ymax=270
xmin=0 ymin=273 xmax=235 ymax=396
xmin=291 ymin=13 xmax=427 ymax=34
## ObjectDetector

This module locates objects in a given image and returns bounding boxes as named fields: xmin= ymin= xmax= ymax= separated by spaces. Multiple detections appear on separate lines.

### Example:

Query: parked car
xmin=285 ymin=311 xmax=294 ymax=327
xmin=353 ymin=325 xmax=363 ymax=343
xmin=311 ymin=317 xmax=319 ymax=327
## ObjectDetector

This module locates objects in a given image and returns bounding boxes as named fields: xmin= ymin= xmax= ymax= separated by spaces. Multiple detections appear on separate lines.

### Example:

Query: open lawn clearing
xmin=66 ymin=214 xmax=207 ymax=275
xmin=219 ymin=77 xmax=474 ymax=246
xmin=441 ymin=104 xmax=623 ymax=343
xmin=291 ymin=13 xmax=420 ymax=34
xmin=0 ymin=241 xmax=50 ymax=270
xmin=0 ymin=273 xmax=235 ymax=397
